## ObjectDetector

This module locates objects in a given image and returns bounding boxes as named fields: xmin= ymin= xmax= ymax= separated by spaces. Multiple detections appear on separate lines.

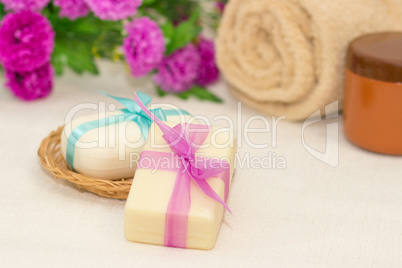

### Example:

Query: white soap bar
xmin=60 ymin=109 xmax=193 ymax=180
xmin=124 ymin=122 xmax=236 ymax=250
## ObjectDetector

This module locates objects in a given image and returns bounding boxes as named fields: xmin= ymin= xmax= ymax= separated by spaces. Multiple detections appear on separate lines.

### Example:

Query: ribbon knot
xmin=102 ymin=92 xmax=168 ymax=138
xmin=182 ymin=154 xmax=204 ymax=177
xmin=65 ymin=92 xmax=190 ymax=171
xmin=181 ymin=154 xmax=194 ymax=164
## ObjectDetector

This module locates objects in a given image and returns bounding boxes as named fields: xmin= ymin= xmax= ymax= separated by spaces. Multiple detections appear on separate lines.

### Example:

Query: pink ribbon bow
xmin=134 ymin=93 xmax=231 ymax=248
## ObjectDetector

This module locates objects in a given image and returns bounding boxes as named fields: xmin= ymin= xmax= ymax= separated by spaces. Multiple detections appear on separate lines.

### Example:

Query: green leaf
xmin=189 ymin=7 xmax=201 ymax=24
xmin=67 ymin=50 xmax=99 ymax=75
xmin=142 ymin=0 xmax=157 ymax=6
xmin=161 ymin=21 xmax=175 ymax=48
xmin=53 ymin=39 xmax=99 ymax=75
xmin=187 ymin=86 xmax=223 ymax=103
xmin=157 ymin=86 xmax=223 ymax=103
xmin=51 ymin=45 xmax=65 ymax=76
xmin=141 ymin=0 xmax=197 ymax=23
xmin=48 ymin=13 xmax=122 ymax=75
xmin=156 ymin=87 xmax=166 ymax=97
xmin=176 ymin=90 xmax=191 ymax=100
xmin=161 ymin=21 xmax=174 ymax=39
xmin=0 ymin=4 xmax=6 ymax=20
xmin=166 ymin=21 xmax=202 ymax=55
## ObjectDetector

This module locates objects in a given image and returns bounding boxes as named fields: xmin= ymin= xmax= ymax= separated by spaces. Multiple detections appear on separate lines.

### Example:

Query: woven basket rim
xmin=37 ymin=126 xmax=131 ymax=199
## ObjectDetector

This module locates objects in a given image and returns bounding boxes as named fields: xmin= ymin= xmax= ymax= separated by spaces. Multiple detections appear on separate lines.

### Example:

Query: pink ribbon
xmin=134 ymin=93 xmax=231 ymax=248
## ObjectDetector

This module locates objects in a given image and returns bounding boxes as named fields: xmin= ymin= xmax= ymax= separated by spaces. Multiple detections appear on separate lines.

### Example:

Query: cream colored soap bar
xmin=124 ymin=122 xmax=236 ymax=250
xmin=60 ymin=109 xmax=193 ymax=180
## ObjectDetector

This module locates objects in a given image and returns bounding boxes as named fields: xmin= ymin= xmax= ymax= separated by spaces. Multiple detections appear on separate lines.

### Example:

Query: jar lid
xmin=346 ymin=32 xmax=402 ymax=83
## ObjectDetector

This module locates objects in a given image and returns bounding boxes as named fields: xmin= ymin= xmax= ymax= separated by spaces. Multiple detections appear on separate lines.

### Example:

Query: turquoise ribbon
xmin=65 ymin=92 xmax=190 ymax=170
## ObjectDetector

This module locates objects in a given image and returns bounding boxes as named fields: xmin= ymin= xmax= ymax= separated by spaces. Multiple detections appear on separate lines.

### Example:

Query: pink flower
xmin=153 ymin=44 xmax=200 ymax=93
xmin=123 ymin=17 xmax=165 ymax=77
xmin=5 ymin=63 xmax=53 ymax=101
xmin=0 ymin=11 xmax=55 ymax=72
xmin=0 ymin=0 xmax=50 ymax=12
xmin=54 ymin=0 xmax=90 ymax=20
xmin=84 ymin=0 xmax=142 ymax=21
xmin=195 ymin=38 xmax=219 ymax=86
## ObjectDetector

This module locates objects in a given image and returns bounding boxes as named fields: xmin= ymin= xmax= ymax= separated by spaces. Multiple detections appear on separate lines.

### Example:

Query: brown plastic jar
xmin=344 ymin=32 xmax=402 ymax=155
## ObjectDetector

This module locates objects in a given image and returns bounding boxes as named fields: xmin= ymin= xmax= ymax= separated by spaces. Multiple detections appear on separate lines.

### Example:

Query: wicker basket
xmin=37 ymin=126 xmax=131 ymax=199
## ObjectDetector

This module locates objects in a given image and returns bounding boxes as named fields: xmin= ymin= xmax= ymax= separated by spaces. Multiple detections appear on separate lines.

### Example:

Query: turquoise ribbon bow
xmin=65 ymin=92 xmax=190 ymax=170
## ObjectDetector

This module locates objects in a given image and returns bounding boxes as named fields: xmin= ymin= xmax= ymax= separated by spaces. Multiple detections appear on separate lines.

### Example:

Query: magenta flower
xmin=216 ymin=2 xmax=226 ymax=13
xmin=0 ymin=11 xmax=55 ymax=72
xmin=54 ymin=0 xmax=90 ymax=20
xmin=153 ymin=44 xmax=200 ymax=93
xmin=5 ymin=63 xmax=53 ymax=101
xmin=84 ymin=0 xmax=142 ymax=21
xmin=123 ymin=18 xmax=165 ymax=77
xmin=195 ymin=38 xmax=219 ymax=86
xmin=0 ymin=0 xmax=50 ymax=12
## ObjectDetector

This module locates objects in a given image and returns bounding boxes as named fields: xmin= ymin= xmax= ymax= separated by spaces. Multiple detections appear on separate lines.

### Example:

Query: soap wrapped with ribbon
xmin=124 ymin=93 xmax=236 ymax=250
xmin=60 ymin=92 xmax=192 ymax=180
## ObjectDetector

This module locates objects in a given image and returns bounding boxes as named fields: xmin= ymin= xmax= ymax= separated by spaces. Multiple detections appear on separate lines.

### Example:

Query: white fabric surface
xmin=1 ymin=62 xmax=401 ymax=267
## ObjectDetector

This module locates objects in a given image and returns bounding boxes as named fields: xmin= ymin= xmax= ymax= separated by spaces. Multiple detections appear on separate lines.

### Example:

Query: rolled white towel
xmin=216 ymin=0 xmax=402 ymax=120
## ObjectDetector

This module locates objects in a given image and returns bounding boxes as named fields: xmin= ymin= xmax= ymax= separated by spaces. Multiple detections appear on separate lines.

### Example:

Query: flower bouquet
xmin=0 ymin=0 xmax=227 ymax=102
